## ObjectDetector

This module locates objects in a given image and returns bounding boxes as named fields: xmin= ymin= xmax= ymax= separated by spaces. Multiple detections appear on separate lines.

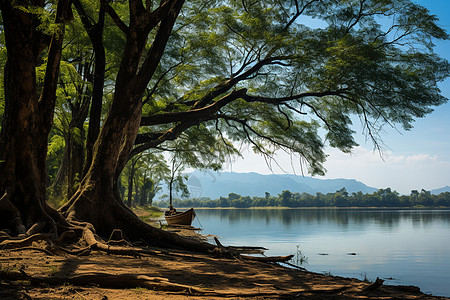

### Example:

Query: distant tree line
xmin=155 ymin=188 xmax=450 ymax=208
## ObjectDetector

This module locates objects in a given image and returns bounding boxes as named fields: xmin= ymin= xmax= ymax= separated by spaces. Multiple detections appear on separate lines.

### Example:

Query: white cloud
xmin=322 ymin=147 xmax=450 ymax=194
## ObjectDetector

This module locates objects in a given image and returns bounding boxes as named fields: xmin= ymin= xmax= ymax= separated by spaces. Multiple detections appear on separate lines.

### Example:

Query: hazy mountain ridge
xmin=430 ymin=186 xmax=450 ymax=195
xmin=183 ymin=171 xmax=378 ymax=199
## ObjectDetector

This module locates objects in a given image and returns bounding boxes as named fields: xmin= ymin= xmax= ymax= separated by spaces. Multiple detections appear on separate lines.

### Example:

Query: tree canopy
xmin=131 ymin=0 xmax=449 ymax=178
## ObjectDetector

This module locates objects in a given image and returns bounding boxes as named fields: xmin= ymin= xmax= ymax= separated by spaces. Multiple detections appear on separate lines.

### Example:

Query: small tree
xmin=166 ymin=153 xmax=190 ymax=208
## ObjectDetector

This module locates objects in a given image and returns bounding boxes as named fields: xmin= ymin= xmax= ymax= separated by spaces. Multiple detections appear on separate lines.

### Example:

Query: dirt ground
xmin=1 ymin=210 xmax=449 ymax=300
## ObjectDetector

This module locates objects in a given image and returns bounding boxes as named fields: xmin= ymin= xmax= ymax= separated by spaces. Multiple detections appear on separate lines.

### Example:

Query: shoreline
xmin=3 ymin=246 xmax=449 ymax=299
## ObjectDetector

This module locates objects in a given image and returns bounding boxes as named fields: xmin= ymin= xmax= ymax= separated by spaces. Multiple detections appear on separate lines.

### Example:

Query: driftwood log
xmin=212 ymin=237 xmax=294 ymax=263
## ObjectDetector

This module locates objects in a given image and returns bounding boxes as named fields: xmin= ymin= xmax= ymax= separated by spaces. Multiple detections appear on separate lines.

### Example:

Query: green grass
xmin=134 ymin=205 xmax=164 ymax=225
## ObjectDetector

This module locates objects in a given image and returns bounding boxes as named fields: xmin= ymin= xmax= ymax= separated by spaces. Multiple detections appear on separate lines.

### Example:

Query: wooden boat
xmin=164 ymin=208 xmax=196 ymax=226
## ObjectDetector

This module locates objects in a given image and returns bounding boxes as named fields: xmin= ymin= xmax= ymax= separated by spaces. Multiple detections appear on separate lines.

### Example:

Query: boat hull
xmin=164 ymin=208 xmax=196 ymax=226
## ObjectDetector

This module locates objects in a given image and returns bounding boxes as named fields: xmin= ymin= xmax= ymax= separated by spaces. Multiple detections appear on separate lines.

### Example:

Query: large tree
xmin=0 ymin=0 xmax=73 ymax=235
xmin=0 ymin=0 xmax=448 ymax=252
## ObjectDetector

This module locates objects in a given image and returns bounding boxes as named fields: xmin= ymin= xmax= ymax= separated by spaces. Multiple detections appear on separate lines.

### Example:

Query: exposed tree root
xmin=25 ymin=222 xmax=47 ymax=236
xmin=81 ymin=227 xmax=140 ymax=256
xmin=0 ymin=269 xmax=331 ymax=298
xmin=0 ymin=230 xmax=11 ymax=242
xmin=0 ymin=270 xmax=211 ymax=294
xmin=0 ymin=233 xmax=54 ymax=250
xmin=1 ymin=219 xmax=293 ymax=267
xmin=1 ymin=195 xmax=294 ymax=267
xmin=0 ymin=269 xmax=251 ymax=297
xmin=8 ymin=246 xmax=55 ymax=256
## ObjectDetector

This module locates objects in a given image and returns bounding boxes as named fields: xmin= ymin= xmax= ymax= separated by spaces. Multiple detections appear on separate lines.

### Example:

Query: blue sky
xmin=221 ymin=0 xmax=450 ymax=194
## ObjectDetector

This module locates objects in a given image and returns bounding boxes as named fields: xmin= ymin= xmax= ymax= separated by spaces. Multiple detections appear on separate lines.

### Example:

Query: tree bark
xmin=72 ymin=0 xmax=106 ymax=178
xmin=58 ymin=0 xmax=215 ymax=252
xmin=0 ymin=0 xmax=214 ymax=254
xmin=0 ymin=0 xmax=72 ymax=235
xmin=127 ymin=166 xmax=135 ymax=208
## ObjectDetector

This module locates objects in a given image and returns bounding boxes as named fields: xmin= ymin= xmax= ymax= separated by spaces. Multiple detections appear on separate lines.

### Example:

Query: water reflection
xmin=198 ymin=208 xmax=450 ymax=228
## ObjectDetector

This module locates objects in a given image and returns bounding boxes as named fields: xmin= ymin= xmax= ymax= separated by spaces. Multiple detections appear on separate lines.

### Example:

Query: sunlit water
xmin=192 ymin=208 xmax=450 ymax=297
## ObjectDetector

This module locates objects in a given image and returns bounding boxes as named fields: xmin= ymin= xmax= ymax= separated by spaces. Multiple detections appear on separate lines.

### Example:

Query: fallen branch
xmin=213 ymin=237 xmax=294 ymax=263
xmin=240 ymin=254 xmax=294 ymax=263
xmin=214 ymin=237 xmax=267 ymax=254
xmin=167 ymin=224 xmax=202 ymax=231
xmin=228 ymin=245 xmax=267 ymax=253
xmin=280 ymin=261 xmax=308 ymax=271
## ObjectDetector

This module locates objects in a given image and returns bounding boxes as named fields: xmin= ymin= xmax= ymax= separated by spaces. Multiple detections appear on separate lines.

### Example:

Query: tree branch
xmin=283 ymin=0 xmax=319 ymax=31
xmin=132 ymin=0 xmax=186 ymax=93
xmin=102 ymin=0 xmax=129 ymax=35
xmin=141 ymin=89 xmax=247 ymax=125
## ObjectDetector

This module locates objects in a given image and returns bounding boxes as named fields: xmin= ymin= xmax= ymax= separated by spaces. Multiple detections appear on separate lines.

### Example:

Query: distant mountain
xmin=173 ymin=171 xmax=378 ymax=199
xmin=431 ymin=186 xmax=450 ymax=195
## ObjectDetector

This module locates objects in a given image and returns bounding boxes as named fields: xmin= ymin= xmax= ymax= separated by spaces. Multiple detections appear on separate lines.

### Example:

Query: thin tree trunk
xmin=49 ymin=141 xmax=69 ymax=195
xmin=127 ymin=168 xmax=135 ymax=208
xmin=72 ymin=0 xmax=106 ymax=177
xmin=169 ymin=179 xmax=174 ymax=207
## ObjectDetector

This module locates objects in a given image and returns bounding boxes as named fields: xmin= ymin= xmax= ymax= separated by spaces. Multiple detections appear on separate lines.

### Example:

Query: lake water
xmin=192 ymin=208 xmax=450 ymax=297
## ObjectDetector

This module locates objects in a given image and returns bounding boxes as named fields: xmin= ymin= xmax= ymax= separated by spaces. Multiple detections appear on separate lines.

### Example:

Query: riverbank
xmin=2 ymin=246 xmax=449 ymax=299
xmin=1 ymin=207 xmax=448 ymax=299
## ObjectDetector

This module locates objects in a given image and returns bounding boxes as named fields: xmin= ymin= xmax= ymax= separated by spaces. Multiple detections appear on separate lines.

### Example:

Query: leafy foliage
xmin=156 ymin=188 xmax=450 ymax=208
xmin=138 ymin=0 xmax=449 ymax=176
xmin=1 ymin=0 xmax=448 ymax=204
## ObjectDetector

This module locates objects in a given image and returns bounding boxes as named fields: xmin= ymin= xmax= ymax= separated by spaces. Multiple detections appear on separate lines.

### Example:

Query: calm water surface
xmin=193 ymin=208 xmax=450 ymax=297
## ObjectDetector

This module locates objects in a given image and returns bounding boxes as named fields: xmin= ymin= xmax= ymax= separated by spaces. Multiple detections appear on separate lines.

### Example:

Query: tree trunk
xmin=1 ymin=0 xmax=213 ymax=254
xmin=72 ymin=0 xmax=106 ymax=178
xmin=0 ymin=1 xmax=71 ymax=235
xmin=139 ymin=177 xmax=148 ymax=206
xmin=67 ymin=124 xmax=86 ymax=198
xmin=169 ymin=179 xmax=174 ymax=207
xmin=49 ymin=142 xmax=69 ymax=196
xmin=59 ymin=0 xmax=215 ymax=252
xmin=127 ymin=167 xmax=135 ymax=208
